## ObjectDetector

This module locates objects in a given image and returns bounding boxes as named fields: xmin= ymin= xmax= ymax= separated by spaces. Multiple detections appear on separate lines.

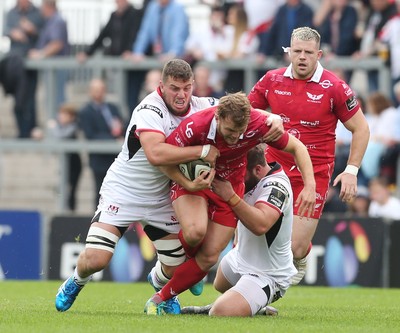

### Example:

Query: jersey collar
xmin=207 ymin=116 xmax=244 ymax=142
xmin=284 ymin=61 xmax=324 ymax=83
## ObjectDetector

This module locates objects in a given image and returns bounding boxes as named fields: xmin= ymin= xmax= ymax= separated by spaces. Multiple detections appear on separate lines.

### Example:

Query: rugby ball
xmin=179 ymin=160 xmax=211 ymax=181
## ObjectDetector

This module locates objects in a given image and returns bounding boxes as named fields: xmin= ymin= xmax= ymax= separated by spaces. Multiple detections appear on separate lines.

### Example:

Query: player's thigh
xmin=173 ymin=194 xmax=209 ymax=235
xmin=210 ymin=289 xmax=252 ymax=317
xmin=213 ymin=251 xmax=240 ymax=293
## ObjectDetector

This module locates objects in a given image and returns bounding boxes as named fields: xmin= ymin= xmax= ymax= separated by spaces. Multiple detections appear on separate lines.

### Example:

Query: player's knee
xmin=183 ymin=226 xmax=206 ymax=247
xmin=197 ymin=251 xmax=219 ymax=271
xmin=292 ymin=241 xmax=310 ymax=259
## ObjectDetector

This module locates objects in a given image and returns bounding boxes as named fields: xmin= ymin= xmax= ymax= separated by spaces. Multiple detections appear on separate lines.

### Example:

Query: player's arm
xmin=333 ymin=109 xmax=370 ymax=201
xmin=158 ymin=164 xmax=215 ymax=192
xmin=139 ymin=131 xmax=218 ymax=166
xmin=255 ymin=109 xmax=284 ymax=142
xmin=211 ymin=178 xmax=280 ymax=235
xmin=282 ymin=135 xmax=316 ymax=217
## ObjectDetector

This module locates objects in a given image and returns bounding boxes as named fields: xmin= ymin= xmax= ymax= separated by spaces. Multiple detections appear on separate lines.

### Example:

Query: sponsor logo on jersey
xmin=288 ymin=128 xmax=300 ymax=139
xmin=306 ymin=144 xmax=317 ymax=150
xmin=245 ymin=130 xmax=257 ymax=138
xmin=138 ymin=104 xmax=163 ymax=118
xmin=319 ymin=79 xmax=333 ymax=89
xmin=342 ymin=83 xmax=353 ymax=96
xmin=274 ymin=89 xmax=291 ymax=96
xmin=279 ymin=113 xmax=290 ymax=123
xmin=345 ymin=96 xmax=358 ymax=111
xmin=266 ymin=187 xmax=287 ymax=209
xmin=106 ymin=204 xmax=119 ymax=216
xmin=306 ymin=92 xmax=323 ymax=103
xmin=300 ymin=120 xmax=320 ymax=127
xmin=208 ymin=97 xmax=217 ymax=106
xmin=263 ymin=181 xmax=290 ymax=197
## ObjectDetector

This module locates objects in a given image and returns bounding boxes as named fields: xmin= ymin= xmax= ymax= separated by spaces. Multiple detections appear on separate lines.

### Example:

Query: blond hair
xmin=291 ymin=27 xmax=321 ymax=48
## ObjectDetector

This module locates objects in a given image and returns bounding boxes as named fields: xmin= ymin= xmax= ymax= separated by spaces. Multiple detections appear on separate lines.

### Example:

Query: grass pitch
xmin=0 ymin=281 xmax=399 ymax=333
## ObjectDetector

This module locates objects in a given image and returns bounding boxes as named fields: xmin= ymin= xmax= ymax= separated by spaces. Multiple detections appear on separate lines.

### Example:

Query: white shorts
xmin=219 ymin=249 xmax=286 ymax=316
xmin=93 ymin=193 xmax=180 ymax=235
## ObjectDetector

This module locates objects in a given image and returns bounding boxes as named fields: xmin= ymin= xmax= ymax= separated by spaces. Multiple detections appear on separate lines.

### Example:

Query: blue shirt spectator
xmin=133 ymin=0 xmax=189 ymax=59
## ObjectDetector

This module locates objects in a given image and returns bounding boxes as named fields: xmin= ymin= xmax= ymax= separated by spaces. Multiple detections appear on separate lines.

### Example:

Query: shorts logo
xmin=138 ymin=104 xmax=163 ymax=118
xmin=107 ymin=205 xmax=119 ymax=216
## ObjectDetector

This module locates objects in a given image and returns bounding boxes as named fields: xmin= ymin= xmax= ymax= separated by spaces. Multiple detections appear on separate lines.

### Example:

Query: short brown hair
xmin=246 ymin=143 xmax=267 ymax=171
xmin=162 ymin=59 xmax=193 ymax=83
xmin=217 ymin=91 xmax=251 ymax=127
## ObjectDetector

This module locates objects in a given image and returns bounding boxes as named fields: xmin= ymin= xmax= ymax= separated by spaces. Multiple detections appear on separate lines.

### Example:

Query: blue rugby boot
xmin=55 ymin=276 xmax=83 ymax=312
xmin=147 ymin=273 xmax=181 ymax=314
xmin=189 ymin=279 xmax=204 ymax=296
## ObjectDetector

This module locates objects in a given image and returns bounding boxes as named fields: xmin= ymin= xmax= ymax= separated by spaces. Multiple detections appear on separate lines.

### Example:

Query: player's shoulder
xmin=191 ymin=96 xmax=219 ymax=112
xmin=134 ymin=91 xmax=169 ymax=117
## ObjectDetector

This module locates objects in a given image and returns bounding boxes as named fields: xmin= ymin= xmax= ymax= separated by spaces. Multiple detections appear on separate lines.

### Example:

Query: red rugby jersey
xmin=166 ymin=107 xmax=289 ymax=185
xmin=248 ymin=63 xmax=360 ymax=166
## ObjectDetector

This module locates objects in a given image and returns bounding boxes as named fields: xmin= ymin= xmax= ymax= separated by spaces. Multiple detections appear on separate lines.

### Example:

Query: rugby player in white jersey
xmin=55 ymin=59 xmax=284 ymax=313
xmin=182 ymin=144 xmax=297 ymax=316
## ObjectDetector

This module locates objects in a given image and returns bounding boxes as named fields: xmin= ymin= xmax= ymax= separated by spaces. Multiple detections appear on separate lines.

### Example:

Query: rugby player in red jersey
xmin=248 ymin=27 xmax=370 ymax=284
xmin=144 ymin=91 xmax=316 ymax=314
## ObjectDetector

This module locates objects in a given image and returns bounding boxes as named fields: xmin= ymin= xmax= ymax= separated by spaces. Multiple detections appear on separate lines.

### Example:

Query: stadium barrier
xmin=2 ymin=211 xmax=398 ymax=287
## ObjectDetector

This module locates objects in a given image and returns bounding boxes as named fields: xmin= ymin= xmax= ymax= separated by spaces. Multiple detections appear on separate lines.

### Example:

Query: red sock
xmin=178 ymin=230 xmax=203 ymax=258
xmin=158 ymin=258 xmax=207 ymax=301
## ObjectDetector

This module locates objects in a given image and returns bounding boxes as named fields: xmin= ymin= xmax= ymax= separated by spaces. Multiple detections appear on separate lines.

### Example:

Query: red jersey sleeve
xmin=248 ymin=74 xmax=269 ymax=110
xmin=332 ymin=81 xmax=360 ymax=123
xmin=166 ymin=116 xmax=201 ymax=147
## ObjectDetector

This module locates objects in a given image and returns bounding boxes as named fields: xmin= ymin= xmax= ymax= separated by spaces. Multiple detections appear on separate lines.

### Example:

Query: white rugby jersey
xmin=100 ymin=89 xmax=218 ymax=204
xmin=236 ymin=163 xmax=297 ymax=285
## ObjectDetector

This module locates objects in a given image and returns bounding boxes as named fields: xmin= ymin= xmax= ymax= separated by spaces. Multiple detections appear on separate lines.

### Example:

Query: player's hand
xmin=188 ymin=168 xmax=216 ymax=192
xmin=333 ymin=172 xmax=357 ymax=202
xmin=295 ymin=185 xmax=316 ymax=218
xmin=202 ymin=145 xmax=220 ymax=168
xmin=211 ymin=178 xmax=234 ymax=201
xmin=263 ymin=114 xmax=284 ymax=142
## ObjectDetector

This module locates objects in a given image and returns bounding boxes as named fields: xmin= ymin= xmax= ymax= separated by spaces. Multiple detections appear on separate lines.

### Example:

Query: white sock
xmin=150 ymin=260 xmax=170 ymax=290
xmin=73 ymin=267 xmax=92 ymax=286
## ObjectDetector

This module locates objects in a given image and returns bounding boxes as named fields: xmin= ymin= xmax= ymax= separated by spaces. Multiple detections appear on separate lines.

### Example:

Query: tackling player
xmin=181 ymin=144 xmax=297 ymax=316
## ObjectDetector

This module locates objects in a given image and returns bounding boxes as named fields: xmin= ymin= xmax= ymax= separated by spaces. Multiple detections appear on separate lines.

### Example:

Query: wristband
xmin=200 ymin=144 xmax=211 ymax=159
xmin=227 ymin=193 xmax=241 ymax=207
xmin=344 ymin=165 xmax=359 ymax=176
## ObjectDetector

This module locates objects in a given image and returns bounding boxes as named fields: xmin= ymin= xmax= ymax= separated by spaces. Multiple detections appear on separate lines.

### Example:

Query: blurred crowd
xmin=1 ymin=0 xmax=400 ymax=216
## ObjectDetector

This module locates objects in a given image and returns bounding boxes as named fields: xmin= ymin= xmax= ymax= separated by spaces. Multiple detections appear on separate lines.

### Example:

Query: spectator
xmin=124 ymin=0 xmax=189 ymax=111
xmin=2 ymin=0 xmax=44 ymax=138
xmin=184 ymin=5 xmax=228 ymax=91
xmin=368 ymin=177 xmax=400 ymax=220
xmin=378 ymin=0 xmax=400 ymax=106
xmin=138 ymin=68 xmax=162 ymax=101
xmin=218 ymin=4 xmax=259 ymax=93
xmin=315 ymin=0 xmax=359 ymax=82
xmin=261 ymin=0 xmax=314 ymax=60
xmin=347 ymin=185 xmax=370 ymax=217
xmin=47 ymin=103 xmax=82 ymax=212
xmin=28 ymin=0 xmax=70 ymax=109
xmin=193 ymin=64 xmax=224 ymax=98
xmin=361 ymin=92 xmax=400 ymax=184
xmin=78 ymin=78 xmax=125 ymax=208
xmin=354 ymin=0 xmax=397 ymax=93
xmin=76 ymin=0 xmax=148 ymax=112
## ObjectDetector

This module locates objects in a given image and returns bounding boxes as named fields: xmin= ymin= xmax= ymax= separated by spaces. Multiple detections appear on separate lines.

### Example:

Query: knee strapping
xmin=153 ymin=238 xmax=186 ymax=266
xmin=86 ymin=226 xmax=119 ymax=253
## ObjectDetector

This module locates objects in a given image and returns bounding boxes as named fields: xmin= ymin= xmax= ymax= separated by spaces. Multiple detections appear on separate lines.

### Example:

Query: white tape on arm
xmin=200 ymin=144 xmax=210 ymax=159
xmin=344 ymin=165 xmax=359 ymax=176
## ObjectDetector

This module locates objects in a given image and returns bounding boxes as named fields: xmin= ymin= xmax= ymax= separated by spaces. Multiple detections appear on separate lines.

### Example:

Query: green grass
xmin=0 ymin=281 xmax=399 ymax=333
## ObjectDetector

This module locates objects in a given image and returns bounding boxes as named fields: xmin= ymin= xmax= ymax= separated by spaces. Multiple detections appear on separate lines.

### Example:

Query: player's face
xmin=216 ymin=115 xmax=248 ymax=145
xmin=160 ymin=77 xmax=193 ymax=116
xmin=289 ymin=38 xmax=322 ymax=80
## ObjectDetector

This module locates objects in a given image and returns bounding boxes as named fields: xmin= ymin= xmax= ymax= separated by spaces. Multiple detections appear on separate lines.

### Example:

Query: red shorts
xmin=282 ymin=162 xmax=334 ymax=219
xmin=171 ymin=182 xmax=245 ymax=228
